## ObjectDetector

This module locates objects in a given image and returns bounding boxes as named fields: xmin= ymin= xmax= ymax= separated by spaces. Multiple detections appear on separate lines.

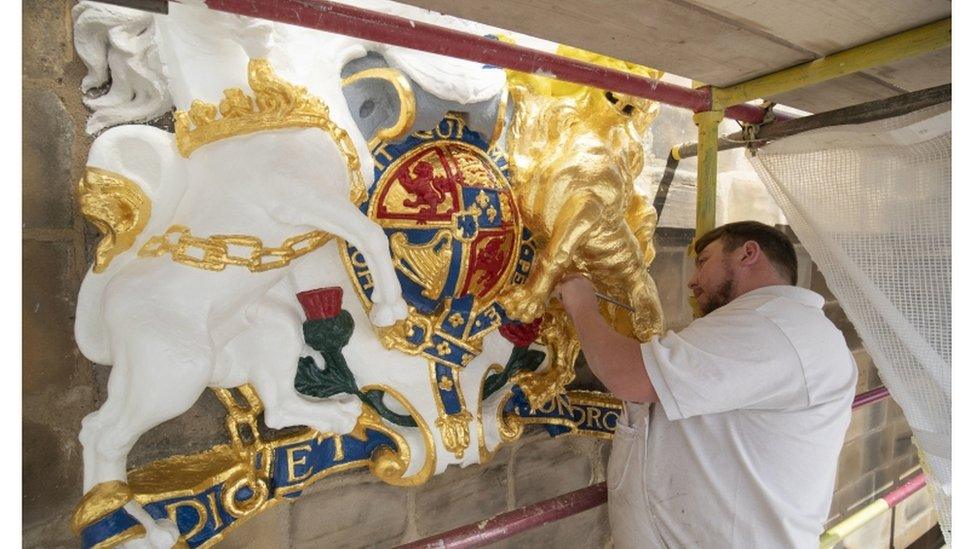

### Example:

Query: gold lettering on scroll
xmin=285 ymin=445 xmax=314 ymax=483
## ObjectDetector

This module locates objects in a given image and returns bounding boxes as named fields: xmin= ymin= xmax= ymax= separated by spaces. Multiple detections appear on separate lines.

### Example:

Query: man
xmin=557 ymin=221 xmax=856 ymax=548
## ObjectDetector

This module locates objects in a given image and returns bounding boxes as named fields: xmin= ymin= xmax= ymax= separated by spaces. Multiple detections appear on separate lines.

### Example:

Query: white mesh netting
xmin=749 ymin=103 xmax=951 ymax=541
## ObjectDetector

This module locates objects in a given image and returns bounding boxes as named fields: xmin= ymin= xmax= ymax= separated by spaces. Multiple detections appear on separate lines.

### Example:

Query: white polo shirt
xmin=608 ymin=285 xmax=856 ymax=548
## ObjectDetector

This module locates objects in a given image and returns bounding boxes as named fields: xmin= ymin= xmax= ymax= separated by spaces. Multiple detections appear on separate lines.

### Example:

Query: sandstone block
xmin=891 ymin=454 xmax=920 ymax=479
xmin=648 ymin=104 xmax=697 ymax=163
xmin=809 ymin=266 xmax=836 ymax=301
xmin=844 ymin=399 xmax=887 ymax=444
xmin=852 ymin=349 xmax=881 ymax=393
xmin=890 ymin=418 xmax=917 ymax=461
xmin=413 ymin=447 xmax=510 ymax=537
xmin=647 ymin=248 xmax=695 ymax=330
xmin=23 ymin=1 xmax=70 ymax=80
xmin=860 ymin=428 xmax=894 ymax=478
xmin=290 ymin=470 xmax=409 ymax=548
xmin=824 ymin=301 xmax=865 ymax=351
xmin=221 ymin=500 xmax=291 ymax=549
xmin=124 ymin=388 xmax=230 ymax=469
xmin=834 ymin=439 xmax=865 ymax=491
xmin=24 ymin=87 xmax=76 ymax=229
xmin=512 ymin=433 xmax=593 ymax=507
xmin=828 ymin=473 xmax=876 ymax=525
xmin=891 ymin=486 xmax=937 ymax=549
xmin=22 ymin=419 xmax=80 ymax=529
xmin=652 ymin=172 xmax=698 ymax=230
xmin=569 ymin=354 xmax=608 ymax=393
xmin=23 ymin=240 xmax=78 ymax=394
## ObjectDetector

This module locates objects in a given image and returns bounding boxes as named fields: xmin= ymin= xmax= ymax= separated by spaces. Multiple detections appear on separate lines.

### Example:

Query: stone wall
xmin=215 ymin=431 xmax=610 ymax=548
xmin=22 ymin=2 xmax=936 ymax=547
xmin=23 ymin=2 xmax=228 ymax=546
xmin=23 ymin=1 xmax=108 ymax=544
xmin=816 ymin=268 xmax=939 ymax=548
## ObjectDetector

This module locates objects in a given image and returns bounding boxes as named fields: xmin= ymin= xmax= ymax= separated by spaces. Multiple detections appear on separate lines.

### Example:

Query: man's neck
xmin=731 ymin=275 xmax=790 ymax=301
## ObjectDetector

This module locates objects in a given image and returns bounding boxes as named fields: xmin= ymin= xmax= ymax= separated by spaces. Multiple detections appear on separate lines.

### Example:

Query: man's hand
xmin=556 ymin=275 xmax=600 ymax=318
xmin=554 ymin=274 xmax=659 ymax=404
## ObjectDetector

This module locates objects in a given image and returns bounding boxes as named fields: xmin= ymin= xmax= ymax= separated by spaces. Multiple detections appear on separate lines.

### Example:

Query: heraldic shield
xmin=342 ymin=114 xmax=531 ymax=364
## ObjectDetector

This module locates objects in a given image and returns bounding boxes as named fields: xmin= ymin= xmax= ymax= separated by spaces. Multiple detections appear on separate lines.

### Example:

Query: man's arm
xmin=557 ymin=276 xmax=659 ymax=403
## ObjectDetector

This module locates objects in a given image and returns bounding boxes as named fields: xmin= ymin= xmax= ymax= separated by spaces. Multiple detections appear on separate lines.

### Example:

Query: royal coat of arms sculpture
xmin=69 ymin=1 xmax=664 ymax=547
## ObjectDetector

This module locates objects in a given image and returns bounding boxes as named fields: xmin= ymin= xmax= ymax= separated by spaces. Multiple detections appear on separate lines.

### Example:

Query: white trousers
xmin=607 ymin=403 xmax=667 ymax=548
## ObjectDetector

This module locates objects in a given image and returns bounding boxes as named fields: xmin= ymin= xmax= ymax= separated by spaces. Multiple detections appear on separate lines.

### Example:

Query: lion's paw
xmin=630 ymin=310 xmax=663 ymax=342
xmin=499 ymin=287 xmax=545 ymax=323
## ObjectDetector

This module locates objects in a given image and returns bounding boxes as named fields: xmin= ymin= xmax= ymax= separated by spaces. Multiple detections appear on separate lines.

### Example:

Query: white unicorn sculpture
xmin=72 ymin=1 xmax=509 ymax=546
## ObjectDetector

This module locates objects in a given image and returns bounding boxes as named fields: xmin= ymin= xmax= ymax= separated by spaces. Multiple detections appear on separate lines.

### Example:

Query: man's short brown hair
xmin=693 ymin=221 xmax=798 ymax=285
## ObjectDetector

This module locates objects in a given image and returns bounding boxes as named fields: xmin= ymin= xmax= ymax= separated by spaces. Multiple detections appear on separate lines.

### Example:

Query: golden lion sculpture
xmin=499 ymin=46 xmax=665 ymax=344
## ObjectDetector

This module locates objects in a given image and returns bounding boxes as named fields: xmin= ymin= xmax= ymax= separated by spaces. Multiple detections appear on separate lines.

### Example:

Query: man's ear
xmin=740 ymin=241 xmax=762 ymax=266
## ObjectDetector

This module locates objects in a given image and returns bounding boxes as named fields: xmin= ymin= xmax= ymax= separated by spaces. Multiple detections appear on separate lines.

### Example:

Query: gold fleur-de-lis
xmin=476 ymin=190 xmax=490 ymax=208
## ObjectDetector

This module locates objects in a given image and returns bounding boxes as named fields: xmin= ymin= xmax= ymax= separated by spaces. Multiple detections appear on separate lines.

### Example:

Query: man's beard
xmin=699 ymin=275 xmax=735 ymax=315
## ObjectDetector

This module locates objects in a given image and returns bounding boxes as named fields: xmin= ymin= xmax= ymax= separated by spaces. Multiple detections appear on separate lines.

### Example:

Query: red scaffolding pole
xmin=202 ymin=0 xmax=783 ymax=124
xmin=395 ymin=387 xmax=892 ymax=548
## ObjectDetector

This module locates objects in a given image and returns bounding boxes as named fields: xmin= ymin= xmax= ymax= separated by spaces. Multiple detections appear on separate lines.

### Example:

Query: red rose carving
xmin=499 ymin=317 xmax=542 ymax=347
xmin=297 ymin=287 xmax=343 ymax=320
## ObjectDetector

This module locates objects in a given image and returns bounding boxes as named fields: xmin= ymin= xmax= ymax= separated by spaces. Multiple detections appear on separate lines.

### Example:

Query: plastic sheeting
xmin=750 ymin=103 xmax=951 ymax=542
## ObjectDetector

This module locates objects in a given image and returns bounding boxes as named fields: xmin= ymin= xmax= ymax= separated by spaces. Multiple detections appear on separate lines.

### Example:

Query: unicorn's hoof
xmin=393 ymin=297 xmax=409 ymax=319
xmin=370 ymin=302 xmax=407 ymax=327
xmin=308 ymin=394 xmax=362 ymax=435
xmin=121 ymin=518 xmax=181 ymax=549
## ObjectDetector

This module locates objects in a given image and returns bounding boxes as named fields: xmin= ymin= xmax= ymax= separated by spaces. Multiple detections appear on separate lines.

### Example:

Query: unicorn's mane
xmin=73 ymin=1 xmax=172 ymax=134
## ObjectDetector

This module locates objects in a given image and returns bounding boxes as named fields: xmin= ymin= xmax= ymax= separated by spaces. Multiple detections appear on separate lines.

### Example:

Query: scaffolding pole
xmin=396 ymin=388 xmax=894 ymax=548
xmin=692 ymin=111 xmax=724 ymax=237
xmin=191 ymin=0 xmax=778 ymax=123
xmin=671 ymin=84 xmax=951 ymax=161
xmin=711 ymin=19 xmax=951 ymax=109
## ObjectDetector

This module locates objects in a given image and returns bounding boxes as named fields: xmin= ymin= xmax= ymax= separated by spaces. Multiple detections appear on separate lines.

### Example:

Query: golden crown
xmin=174 ymin=59 xmax=366 ymax=203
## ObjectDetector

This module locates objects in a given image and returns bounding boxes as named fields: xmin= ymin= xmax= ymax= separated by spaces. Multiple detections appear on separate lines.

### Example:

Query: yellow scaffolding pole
xmin=711 ymin=18 xmax=951 ymax=109
xmin=692 ymin=110 xmax=724 ymax=238
xmin=692 ymin=17 xmax=951 ymax=243
xmin=688 ymin=110 xmax=723 ymax=318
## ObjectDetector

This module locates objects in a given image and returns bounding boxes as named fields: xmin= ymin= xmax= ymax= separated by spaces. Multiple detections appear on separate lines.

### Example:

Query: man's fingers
xmin=557 ymin=274 xmax=589 ymax=292
xmin=560 ymin=273 xmax=588 ymax=284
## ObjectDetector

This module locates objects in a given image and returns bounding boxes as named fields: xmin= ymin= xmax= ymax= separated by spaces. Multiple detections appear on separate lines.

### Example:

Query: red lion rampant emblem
xmin=395 ymin=160 xmax=460 ymax=221
xmin=473 ymin=238 xmax=507 ymax=287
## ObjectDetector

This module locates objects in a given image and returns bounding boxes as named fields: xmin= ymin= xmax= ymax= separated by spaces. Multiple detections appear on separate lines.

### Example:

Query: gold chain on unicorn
xmin=138 ymin=225 xmax=333 ymax=272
